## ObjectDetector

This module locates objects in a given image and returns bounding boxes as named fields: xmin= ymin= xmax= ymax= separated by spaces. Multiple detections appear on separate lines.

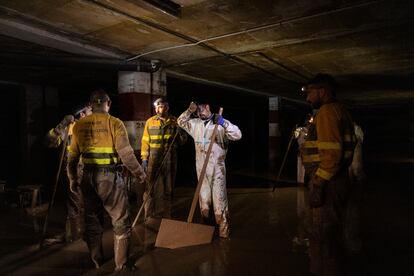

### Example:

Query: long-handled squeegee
xmin=154 ymin=108 xmax=224 ymax=249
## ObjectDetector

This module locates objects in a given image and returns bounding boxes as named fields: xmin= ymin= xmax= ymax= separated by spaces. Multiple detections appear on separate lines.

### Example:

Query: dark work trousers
xmin=81 ymin=167 xmax=131 ymax=246
xmin=307 ymin=169 xmax=350 ymax=276
xmin=62 ymin=163 xmax=84 ymax=218
xmin=66 ymin=163 xmax=84 ymax=219
xmin=63 ymin=163 xmax=84 ymax=241
xmin=144 ymin=150 xmax=177 ymax=219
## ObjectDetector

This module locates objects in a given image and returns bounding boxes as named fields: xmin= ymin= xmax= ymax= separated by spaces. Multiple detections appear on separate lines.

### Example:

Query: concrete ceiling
xmin=0 ymin=0 xmax=414 ymax=105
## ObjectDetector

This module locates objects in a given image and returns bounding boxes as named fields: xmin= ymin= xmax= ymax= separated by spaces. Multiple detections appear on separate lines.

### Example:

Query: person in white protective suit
xmin=344 ymin=122 xmax=366 ymax=254
xmin=349 ymin=123 xmax=365 ymax=182
xmin=177 ymin=101 xmax=242 ymax=238
xmin=292 ymin=124 xmax=310 ymax=252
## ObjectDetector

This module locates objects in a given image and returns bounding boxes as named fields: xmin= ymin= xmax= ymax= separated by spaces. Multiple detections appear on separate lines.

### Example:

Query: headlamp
xmin=153 ymin=97 xmax=168 ymax=108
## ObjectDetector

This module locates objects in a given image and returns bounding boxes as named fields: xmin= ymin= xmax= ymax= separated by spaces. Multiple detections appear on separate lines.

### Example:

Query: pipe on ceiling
xmin=0 ymin=53 xmax=163 ymax=73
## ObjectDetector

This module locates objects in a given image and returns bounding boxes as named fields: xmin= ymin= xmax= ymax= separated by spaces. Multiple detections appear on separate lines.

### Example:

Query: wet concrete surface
xmin=1 ymin=168 xmax=413 ymax=275
xmin=0 ymin=186 xmax=308 ymax=276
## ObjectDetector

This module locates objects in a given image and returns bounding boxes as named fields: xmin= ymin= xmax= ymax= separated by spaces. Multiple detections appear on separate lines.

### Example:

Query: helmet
xmin=90 ymin=89 xmax=111 ymax=105
xmin=153 ymin=97 xmax=168 ymax=108
xmin=72 ymin=102 xmax=91 ymax=118
xmin=302 ymin=73 xmax=337 ymax=96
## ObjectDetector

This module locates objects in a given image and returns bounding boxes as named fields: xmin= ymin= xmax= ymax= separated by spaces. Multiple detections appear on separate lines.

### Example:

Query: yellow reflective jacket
xmin=141 ymin=114 xmax=186 ymax=161
xmin=67 ymin=112 xmax=145 ymax=184
xmin=68 ymin=113 xmax=124 ymax=165
xmin=302 ymin=102 xmax=356 ymax=181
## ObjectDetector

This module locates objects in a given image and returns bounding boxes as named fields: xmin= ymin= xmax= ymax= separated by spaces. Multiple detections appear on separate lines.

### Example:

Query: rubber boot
xmin=65 ymin=217 xmax=72 ymax=242
xmin=201 ymin=208 xmax=215 ymax=225
xmin=87 ymin=236 xmax=104 ymax=269
xmin=218 ymin=222 xmax=229 ymax=239
xmin=216 ymin=214 xmax=230 ymax=239
xmin=114 ymin=233 xmax=135 ymax=272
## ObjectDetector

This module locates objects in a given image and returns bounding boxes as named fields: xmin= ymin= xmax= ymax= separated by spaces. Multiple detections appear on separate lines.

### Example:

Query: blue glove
xmin=142 ymin=160 xmax=148 ymax=172
xmin=213 ymin=114 xmax=225 ymax=126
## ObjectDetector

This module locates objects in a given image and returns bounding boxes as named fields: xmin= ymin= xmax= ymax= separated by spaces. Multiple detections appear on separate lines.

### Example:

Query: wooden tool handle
xmin=132 ymin=130 xmax=180 ymax=228
xmin=187 ymin=107 xmax=223 ymax=223
xmin=40 ymin=127 xmax=70 ymax=248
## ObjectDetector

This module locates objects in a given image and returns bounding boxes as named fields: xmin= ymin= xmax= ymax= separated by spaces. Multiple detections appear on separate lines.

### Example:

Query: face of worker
xmin=304 ymin=84 xmax=323 ymax=109
xmin=197 ymin=104 xmax=211 ymax=120
xmin=155 ymin=103 xmax=169 ymax=117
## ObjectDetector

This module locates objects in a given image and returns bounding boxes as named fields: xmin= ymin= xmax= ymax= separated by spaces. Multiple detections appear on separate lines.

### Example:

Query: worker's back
xmin=72 ymin=113 xmax=126 ymax=166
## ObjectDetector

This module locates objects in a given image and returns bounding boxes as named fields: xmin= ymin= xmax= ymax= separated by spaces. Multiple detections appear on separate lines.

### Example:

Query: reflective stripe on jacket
xmin=141 ymin=114 xmax=181 ymax=161
xmin=68 ymin=113 xmax=121 ymax=166
xmin=302 ymin=102 xmax=356 ymax=181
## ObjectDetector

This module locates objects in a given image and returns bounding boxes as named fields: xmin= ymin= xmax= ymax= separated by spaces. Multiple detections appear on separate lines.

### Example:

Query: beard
xmin=157 ymin=111 xmax=167 ymax=117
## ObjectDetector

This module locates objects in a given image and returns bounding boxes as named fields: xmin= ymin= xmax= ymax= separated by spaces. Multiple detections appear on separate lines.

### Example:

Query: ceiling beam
xmin=0 ymin=52 xmax=163 ymax=72
xmin=83 ymin=0 xmax=299 ymax=85
xmin=166 ymin=70 xmax=273 ymax=97
xmin=166 ymin=69 xmax=307 ymax=105
xmin=0 ymin=6 xmax=126 ymax=58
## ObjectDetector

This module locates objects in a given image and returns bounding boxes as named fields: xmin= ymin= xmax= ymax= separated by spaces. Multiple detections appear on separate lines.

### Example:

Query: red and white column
xmin=117 ymin=70 xmax=167 ymax=153
xmin=268 ymin=96 xmax=281 ymax=172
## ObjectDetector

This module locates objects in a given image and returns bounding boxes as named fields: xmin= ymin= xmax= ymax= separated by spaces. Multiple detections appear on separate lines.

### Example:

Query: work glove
xmin=188 ymin=102 xmax=198 ymax=113
xmin=309 ymin=176 xmax=326 ymax=208
xmin=69 ymin=180 xmax=80 ymax=194
xmin=213 ymin=114 xmax=228 ymax=128
xmin=142 ymin=160 xmax=148 ymax=172
xmin=135 ymin=171 xmax=147 ymax=185
xmin=61 ymin=115 xmax=75 ymax=127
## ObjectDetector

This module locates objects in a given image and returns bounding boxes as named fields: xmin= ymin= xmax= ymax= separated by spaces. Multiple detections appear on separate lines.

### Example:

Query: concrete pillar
xmin=118 ymin=70 xmax=166 ymax=205
xmin=117 ymin=70 xmax=167 ymax=152
xmin=268 ymin=96 xmax=281 ymax=172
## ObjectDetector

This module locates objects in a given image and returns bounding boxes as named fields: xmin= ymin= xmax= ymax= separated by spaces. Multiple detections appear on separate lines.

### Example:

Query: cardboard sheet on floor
xmin=155 ymin=219 xmax=214 ymax=249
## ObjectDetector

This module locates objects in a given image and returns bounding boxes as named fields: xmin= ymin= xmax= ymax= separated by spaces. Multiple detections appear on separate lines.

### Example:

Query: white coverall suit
xmin=178 ymin=109 xmax=242 ymax=238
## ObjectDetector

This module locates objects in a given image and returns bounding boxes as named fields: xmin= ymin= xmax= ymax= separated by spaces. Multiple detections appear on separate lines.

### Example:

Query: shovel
xmin=155 ymin=108 xmax=223 ymax=249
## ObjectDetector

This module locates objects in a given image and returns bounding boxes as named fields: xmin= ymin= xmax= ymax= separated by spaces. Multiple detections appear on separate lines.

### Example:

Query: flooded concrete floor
xmin=1 ymin=168 xmax=413 ymax=275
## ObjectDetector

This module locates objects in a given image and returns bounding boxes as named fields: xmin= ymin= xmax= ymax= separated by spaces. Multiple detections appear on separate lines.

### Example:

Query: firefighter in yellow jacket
xmin=301 ymin=74 xmax=356 ymax=276
xmin=67 ymin=90 xmax=146 ymax=272
xmin=45 ymin=103 xmax=92 ymax=242
xmin=141 ymin=97 xmax=187 ymax=220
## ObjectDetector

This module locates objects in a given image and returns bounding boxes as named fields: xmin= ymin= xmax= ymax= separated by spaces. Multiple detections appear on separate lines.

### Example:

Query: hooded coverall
xmin=178 ymin=109 xmax=242 ymax=238
xmin=302 ymin=101 xmax=356 ymax=276
xmin=67 ymin=113 xmax=146 ymax=270
xmin=294 ymin=126 xmax=309 ymax=247
xmin=141 ymin=114 xmax=187 ymax=219
xmin=46 ymin=122 xmax=84 ymax=241
xmin=344 ymin=123 xmax=365 ymax=253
